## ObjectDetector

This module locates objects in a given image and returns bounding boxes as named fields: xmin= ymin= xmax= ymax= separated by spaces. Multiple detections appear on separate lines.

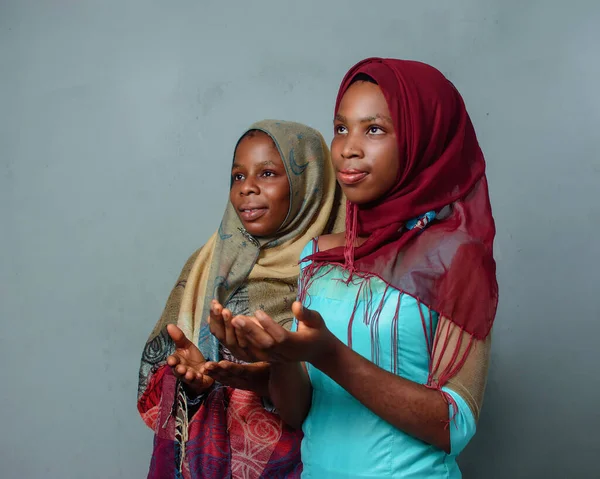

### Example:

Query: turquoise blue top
xmin=295 ymin=240 xmax=476 ymax=478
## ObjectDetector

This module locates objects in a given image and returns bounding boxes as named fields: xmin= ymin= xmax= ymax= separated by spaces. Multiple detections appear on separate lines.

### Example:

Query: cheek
xmin=265 ymin=182 xmax=290 ymax=215
xmin=367 ymin=150 xmax=398 ymax=197
xmin=330 ymin=138 xmax=342 ymax=157
xmin=376 ymin=144 xmax=400 ymax=178
xmin=278 ymin=180 xmax=291 ymax=201
xmin=388 ymin=157 xmax=401 ymax=181
xmin=276 ymin=186 xmax=291 ymax=217
xmin=330 ymin=140 xmax=345 ymax=168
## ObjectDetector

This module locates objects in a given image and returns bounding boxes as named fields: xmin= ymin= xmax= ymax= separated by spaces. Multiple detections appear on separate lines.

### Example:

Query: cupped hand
xmin=166 ymin=324 xmax=214 ymax=396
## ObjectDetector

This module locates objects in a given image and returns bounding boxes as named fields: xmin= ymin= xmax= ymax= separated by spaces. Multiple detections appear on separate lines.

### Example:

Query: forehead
xmin=233 ymin=133 xmax=283 ymax=167
xmin=337 ymin=81 xmax=391 ymax=118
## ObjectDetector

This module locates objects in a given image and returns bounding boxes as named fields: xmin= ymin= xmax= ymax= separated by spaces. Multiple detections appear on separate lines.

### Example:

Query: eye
xmin=367 ymin=126 xmax=384 ymax=135
xmin=232 ymin=173 xmax=244 ymax=182
xmin=261 ymin=170 xmax=276 ymax=178
xmin=334 ymin=125 xmax=348 ymax=135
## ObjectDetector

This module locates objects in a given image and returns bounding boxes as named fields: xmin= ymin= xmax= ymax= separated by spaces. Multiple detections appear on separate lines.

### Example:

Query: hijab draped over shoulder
xmin=138 ymin=120 xmax=345 ymax=478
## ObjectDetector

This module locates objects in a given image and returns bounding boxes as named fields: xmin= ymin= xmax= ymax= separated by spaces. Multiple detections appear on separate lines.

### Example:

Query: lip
xmin=238 ymin=206 xmax=268 ymax=221
xmin=337 ymin=169 xmax=369 ymax=185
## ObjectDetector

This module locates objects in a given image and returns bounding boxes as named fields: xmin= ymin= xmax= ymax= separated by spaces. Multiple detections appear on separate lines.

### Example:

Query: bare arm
xmin=268 ymin=361 xmax=312 ymax=429
xmin=232 ymin=303 xmax=456 ymax=451
xmin=313 ymin=336 xmax=450 ymax=452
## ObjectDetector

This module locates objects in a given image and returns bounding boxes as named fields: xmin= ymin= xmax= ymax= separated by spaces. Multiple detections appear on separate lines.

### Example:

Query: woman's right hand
xmin=166 ymin=324 xmax=214 ymax=396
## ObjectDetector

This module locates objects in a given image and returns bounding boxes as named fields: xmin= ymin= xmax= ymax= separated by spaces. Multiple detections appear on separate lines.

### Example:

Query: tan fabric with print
xmin=139 ymin=119 xmax=345 ymax=399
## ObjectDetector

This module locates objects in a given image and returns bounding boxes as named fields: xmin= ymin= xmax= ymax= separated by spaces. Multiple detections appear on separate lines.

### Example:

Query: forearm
xmin=237 ymin=362 xmax=271 ymax=398
xmin=268 ymin=362 xmax=312 ymax=429
xmin=313 ymin=338 xmax=451 ymax=452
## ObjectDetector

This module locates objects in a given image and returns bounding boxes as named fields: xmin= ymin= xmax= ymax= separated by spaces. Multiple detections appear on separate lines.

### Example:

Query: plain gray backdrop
xmin=1 ymin=1 xmax=599 ymax=477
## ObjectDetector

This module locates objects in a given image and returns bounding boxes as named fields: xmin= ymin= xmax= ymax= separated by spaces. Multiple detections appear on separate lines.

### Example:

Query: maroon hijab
xmin=304 ymin=58 xmax=498 ymax=342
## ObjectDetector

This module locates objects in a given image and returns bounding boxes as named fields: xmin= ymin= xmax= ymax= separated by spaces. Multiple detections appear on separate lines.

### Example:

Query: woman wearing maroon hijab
xmin=228 ymin=57 xmax=498 ymax=478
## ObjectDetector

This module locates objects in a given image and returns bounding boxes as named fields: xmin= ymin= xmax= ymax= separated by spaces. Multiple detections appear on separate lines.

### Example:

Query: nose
xmin=240 ymin=176 xmax=259 ymax=196
xmin=341 ymin=132 xmax=363 ymax=160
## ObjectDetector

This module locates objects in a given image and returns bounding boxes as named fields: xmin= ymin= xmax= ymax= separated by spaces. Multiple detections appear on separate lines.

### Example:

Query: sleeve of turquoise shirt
xmin=442 ymin=386 xmax=477 ymax=456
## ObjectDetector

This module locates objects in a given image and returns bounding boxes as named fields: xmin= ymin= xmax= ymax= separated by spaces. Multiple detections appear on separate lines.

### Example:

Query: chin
xmin=342 ymin=191 xmax=376 ymax=206
xmin=243 ymin=224 xmax=261 ymax=235
xmin=243 ymin=224 xmax=269 ymax=238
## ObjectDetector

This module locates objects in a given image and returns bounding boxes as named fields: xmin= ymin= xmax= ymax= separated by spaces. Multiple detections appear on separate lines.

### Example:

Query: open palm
xmin=166 ymin=324 xmax=214 ymax=395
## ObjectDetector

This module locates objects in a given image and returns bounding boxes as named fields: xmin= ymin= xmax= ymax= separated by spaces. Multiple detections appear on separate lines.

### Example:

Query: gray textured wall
xmin=1 ymin=1 xmax=598 ymax=477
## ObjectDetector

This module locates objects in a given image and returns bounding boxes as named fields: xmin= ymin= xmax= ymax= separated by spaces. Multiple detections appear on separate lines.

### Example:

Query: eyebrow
xmin=334 ymin=113 xmax=393 ymax=124
xmin=231 ymin=160 xmax=278 ymax=170
xmin=260 ymin=160 xmax=277 ymax=167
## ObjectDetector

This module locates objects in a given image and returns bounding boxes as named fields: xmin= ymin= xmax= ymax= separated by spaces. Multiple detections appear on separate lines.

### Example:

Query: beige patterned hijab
xmin=139 ymin=119 xmax=344 ymax=385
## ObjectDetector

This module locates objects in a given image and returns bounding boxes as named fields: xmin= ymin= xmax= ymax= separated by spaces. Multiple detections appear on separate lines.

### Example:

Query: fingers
xmin=172 ymin=362 xmax=199 ymax=381
xmin=209 ymin=300 xmax=226 ymax=341
xmin=169 ymin=353 xmax=200 ymax=381
xmin=231 ymin=315 xmax=276 ymax=350
xmin=167 ymin=346 xmax=214 ymax=393
xmin=255 ymin=310 xmax=287 ymax=343
xmin=167 ymin=325 xmax=207 ymax=365
xmin=175 ymin=366 xmax=187 ymax=380
xmin=172 ymin=362 xmax=213 ymax=389
xmin=202 ymin=361 xmax=244 ymax=388
xmin=226 ymin=314 xmax=265 ymax=361
xmin=201 ymin=360 xmax=219 ymax=376
xmin=184 ymin=367 xmax=199 ymax=383
xmin=234 ymin=325 xmax=248 ymax=349
xmin=292 ymin=301 xmax=322 ymax=327
xmin=291 ymin=301 xmax=304 ymax=319
xmin=222 ymin=308 xmax=238 ymax=348
xmin=167 ymin=324 xmax=192 ymax=349
xmin=166 ymin=353 xmax=181 ymax=367
xmin=203 ymin=360 xmax=238 ymax=379
xmin=175 ymin=368 xmax=214 ymax=394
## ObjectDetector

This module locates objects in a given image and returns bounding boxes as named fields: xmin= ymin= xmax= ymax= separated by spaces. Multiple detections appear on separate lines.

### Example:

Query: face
xmin=229 ymin=132 xmax=290 ymax=237
xmin=331 ymin=81 xmax=400 ymax=205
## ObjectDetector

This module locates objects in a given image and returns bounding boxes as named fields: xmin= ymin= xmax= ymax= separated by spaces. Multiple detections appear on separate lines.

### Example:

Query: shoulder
xmin=298 ymin=232 xmax=346 ymax=270
xmin=171 ymin=247 xmax=203 ymax=285
xmin=183 ymin=247 xmax=203 ymax=270
xmin=180 ymin=233 xmax=219 ymax=276
xmin=298 ymin=233 xmax=345 ymax=269
xmin=317 ymin=232 xmax=345 ymax=252
xmin=299 ymin=238 xmax=318 ymax=263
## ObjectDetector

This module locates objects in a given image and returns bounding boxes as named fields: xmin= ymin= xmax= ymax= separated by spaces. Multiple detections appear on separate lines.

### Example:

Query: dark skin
xmin=331 ymin=80 xmax=400 ymax=204
xmin=166 ymin=132 xmax=291 ymax=397
xmin=166 ymin=305 xmax=269 ymax=397
xmin=228 ymin=82 xmax=452 ymax=453
xmin=229 ymin=132 xmax=291 ymax=238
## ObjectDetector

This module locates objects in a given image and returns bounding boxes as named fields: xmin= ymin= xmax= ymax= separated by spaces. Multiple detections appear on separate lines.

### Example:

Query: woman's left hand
xmin=201 ymin=360 xmax=270 ymax=397
xmin=231 ymin=301 xmax=338 ymax=365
